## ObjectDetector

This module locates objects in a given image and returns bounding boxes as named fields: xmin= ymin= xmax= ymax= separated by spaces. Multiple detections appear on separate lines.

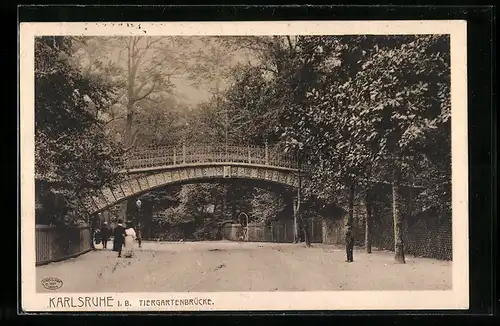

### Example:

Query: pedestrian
xmin=136 ymin=222 xmax=142 ymax=248
xmin=345 ymin=227 xmax=354 ymax=262
xmin=101 ymin=222 xmax=110 ymax=250
xmin=123 ymin=222 xmax=137 ymax=258
xmin=112 ymin=219 xmax=126 ymax=258
xmin=93 ymin=228 xmax=102 ymax=247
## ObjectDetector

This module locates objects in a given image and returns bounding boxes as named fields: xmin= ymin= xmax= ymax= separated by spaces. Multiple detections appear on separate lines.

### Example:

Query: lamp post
xmin=238 ymin=212 xmax=249 ymax=241
xmin=136 ymin=199 xmax=142 ymax=248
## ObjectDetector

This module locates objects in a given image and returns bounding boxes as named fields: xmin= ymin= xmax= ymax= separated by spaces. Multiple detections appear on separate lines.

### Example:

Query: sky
xmin=171 ymin=76 xmax=212 ymax=105
xmin=75 ymin=36 xmax=254 ymax=107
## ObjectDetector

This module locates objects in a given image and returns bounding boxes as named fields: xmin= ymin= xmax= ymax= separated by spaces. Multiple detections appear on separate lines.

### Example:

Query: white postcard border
xmin=20 ymin=20 xmax=469 ymax=312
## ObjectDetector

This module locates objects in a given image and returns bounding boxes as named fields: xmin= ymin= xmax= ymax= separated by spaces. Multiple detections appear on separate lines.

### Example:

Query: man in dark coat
xmin=345 ymin=227 xmax=354 ymax=262
xmin=112 ymin=219 xmax=126 ymax=257
xmin=101 ymin=222 xmax=110 ymax=250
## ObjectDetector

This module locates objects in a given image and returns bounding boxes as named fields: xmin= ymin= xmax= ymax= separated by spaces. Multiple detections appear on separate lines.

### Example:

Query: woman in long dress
xmin=123 ymin=223 xmax=137 ymax=258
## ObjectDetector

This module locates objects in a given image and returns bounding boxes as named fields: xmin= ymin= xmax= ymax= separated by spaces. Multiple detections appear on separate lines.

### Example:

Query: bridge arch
xmin=82 ymin=162 xmax=305 ymax=215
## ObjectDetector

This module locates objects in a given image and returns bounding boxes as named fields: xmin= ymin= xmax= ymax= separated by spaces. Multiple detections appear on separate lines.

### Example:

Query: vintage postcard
xmin=20 ymin=20 xmax=468 ymax=312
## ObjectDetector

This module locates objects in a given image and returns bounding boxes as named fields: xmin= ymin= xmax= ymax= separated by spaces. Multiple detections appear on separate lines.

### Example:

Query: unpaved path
xmin=36 ymin=241 xmax=452 ymax=293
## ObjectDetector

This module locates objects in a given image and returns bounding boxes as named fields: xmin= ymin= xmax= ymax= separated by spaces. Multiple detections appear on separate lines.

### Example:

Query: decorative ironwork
xmin=82 ymin=143 xmax=307 ymax=215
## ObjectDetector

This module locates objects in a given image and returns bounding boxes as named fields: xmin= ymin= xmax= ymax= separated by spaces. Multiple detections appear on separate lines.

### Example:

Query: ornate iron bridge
xmin=122 ymin=144 xmax=300 ymax=172
xmin=81 ymin=144 xmax=307 ymax=215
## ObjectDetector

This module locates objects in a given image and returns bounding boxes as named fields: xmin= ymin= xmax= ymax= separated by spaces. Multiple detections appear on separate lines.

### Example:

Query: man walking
xmin=101 ymin=222 xmax=110 ymax=250
xmin=136 ymin=222 xmax=142 ymax=248
xmin=345 ymin=227 xmax=354 ymax=263
xmin=112 ymin=219 xmax=126 ymax=258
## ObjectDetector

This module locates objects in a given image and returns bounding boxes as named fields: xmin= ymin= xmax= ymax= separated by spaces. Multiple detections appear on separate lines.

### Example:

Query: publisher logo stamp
xmin=41 ymin=277 xmax=63 ymax=290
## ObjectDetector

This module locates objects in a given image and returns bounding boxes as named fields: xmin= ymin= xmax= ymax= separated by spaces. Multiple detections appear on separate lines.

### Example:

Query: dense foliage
xmin=35 ymin=36 xmax=124 ymax=225
xmin=37 ymin=35 xmax=452 ymax=261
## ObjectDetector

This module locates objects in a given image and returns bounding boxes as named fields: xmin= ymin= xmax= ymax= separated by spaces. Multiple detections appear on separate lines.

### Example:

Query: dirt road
xmin=36 ymin=241 xmax=451 ymax=292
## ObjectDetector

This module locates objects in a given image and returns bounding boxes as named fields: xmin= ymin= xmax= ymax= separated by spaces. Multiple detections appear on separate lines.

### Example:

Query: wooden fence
xmin=35 ymin=224 xmax=92 ymax=266
xmin=223 ymin=218 xmax=323 ymax=243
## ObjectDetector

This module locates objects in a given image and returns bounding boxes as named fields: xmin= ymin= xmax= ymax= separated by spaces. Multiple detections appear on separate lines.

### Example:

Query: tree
xmin=35 ymin=36 xmax=124 ymax=225
xmin=346 ymin=35 xmax=451 ymax=263
xmin=222 ymin=65 xmax=284 ymax=145
xmin=365 ymin=188 xmax=373 ymax=253
xmin=220 ymin=36 xmax=352 ymax=243
xmin=305 ymin=35 xmax=449 ymax=261
xmin=86 ymin=36 xmax=191 ymax=221
xmin=249 ymin=188 xmax=287 ymax=224
xmin=263 ymin=36 xmax=368 ymax=247
xmin=271 ymin=35 xmax=450 ymax=262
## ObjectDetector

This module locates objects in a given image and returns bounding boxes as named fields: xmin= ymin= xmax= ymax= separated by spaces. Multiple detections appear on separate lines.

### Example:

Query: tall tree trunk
xmin=344 ymin=183 xmax=355 ymax=262
xmin=365 ymin=189 xmax=372 ymax=254
xmin=294 ymin=173 xmax=302 ymax=243
xmin=121 ymin=41 xmax=138 ymax=224
xmin=393 ymin=161 xmax=406 ymax=264
xmin=293 ymin=197 xmax=298 ymax=243
xmin=120 ymin=110 xmax=134 ymax=223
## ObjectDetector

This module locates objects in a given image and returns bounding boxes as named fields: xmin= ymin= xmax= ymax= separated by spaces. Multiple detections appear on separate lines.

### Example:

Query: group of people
xmin=95 ymin=219 xmax=354 ymax=261
xmin=97 ymin=220 xmax=137 ymax=258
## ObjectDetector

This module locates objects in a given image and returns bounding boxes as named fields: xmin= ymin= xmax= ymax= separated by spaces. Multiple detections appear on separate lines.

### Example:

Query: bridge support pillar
xmin=182 ymin=144 xmax=186 ymax=163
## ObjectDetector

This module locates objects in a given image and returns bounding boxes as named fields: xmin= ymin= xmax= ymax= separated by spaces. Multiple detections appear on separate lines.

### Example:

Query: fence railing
xmin=223 ymin=218 xmax=323 ymax=243
xmin=124 ymin=144 xmax=300 ymax=171
xmin=35 ymin=224 xmax=92 ymax=266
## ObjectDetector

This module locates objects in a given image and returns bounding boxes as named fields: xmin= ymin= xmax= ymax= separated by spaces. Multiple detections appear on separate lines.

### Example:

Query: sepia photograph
xmin=20 ymin=21 xmax=468 ymax=311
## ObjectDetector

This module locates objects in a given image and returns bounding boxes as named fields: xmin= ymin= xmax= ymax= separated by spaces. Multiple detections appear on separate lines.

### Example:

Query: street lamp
xmin=135 ymin=199 xmax=142 ymax=248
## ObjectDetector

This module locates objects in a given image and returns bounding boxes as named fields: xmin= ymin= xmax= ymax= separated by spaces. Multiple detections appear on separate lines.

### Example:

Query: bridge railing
xmin=123 ymin=144 xmax=300 ymax=170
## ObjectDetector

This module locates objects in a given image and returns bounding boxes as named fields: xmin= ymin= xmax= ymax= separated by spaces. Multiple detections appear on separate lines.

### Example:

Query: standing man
xmin=112 ymin=219 xmax=126 ymax=258
xmin=101 ymin=222 xmax=110 ymax=250
xmin=345 ymin=226 xmax=354 ymax=262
